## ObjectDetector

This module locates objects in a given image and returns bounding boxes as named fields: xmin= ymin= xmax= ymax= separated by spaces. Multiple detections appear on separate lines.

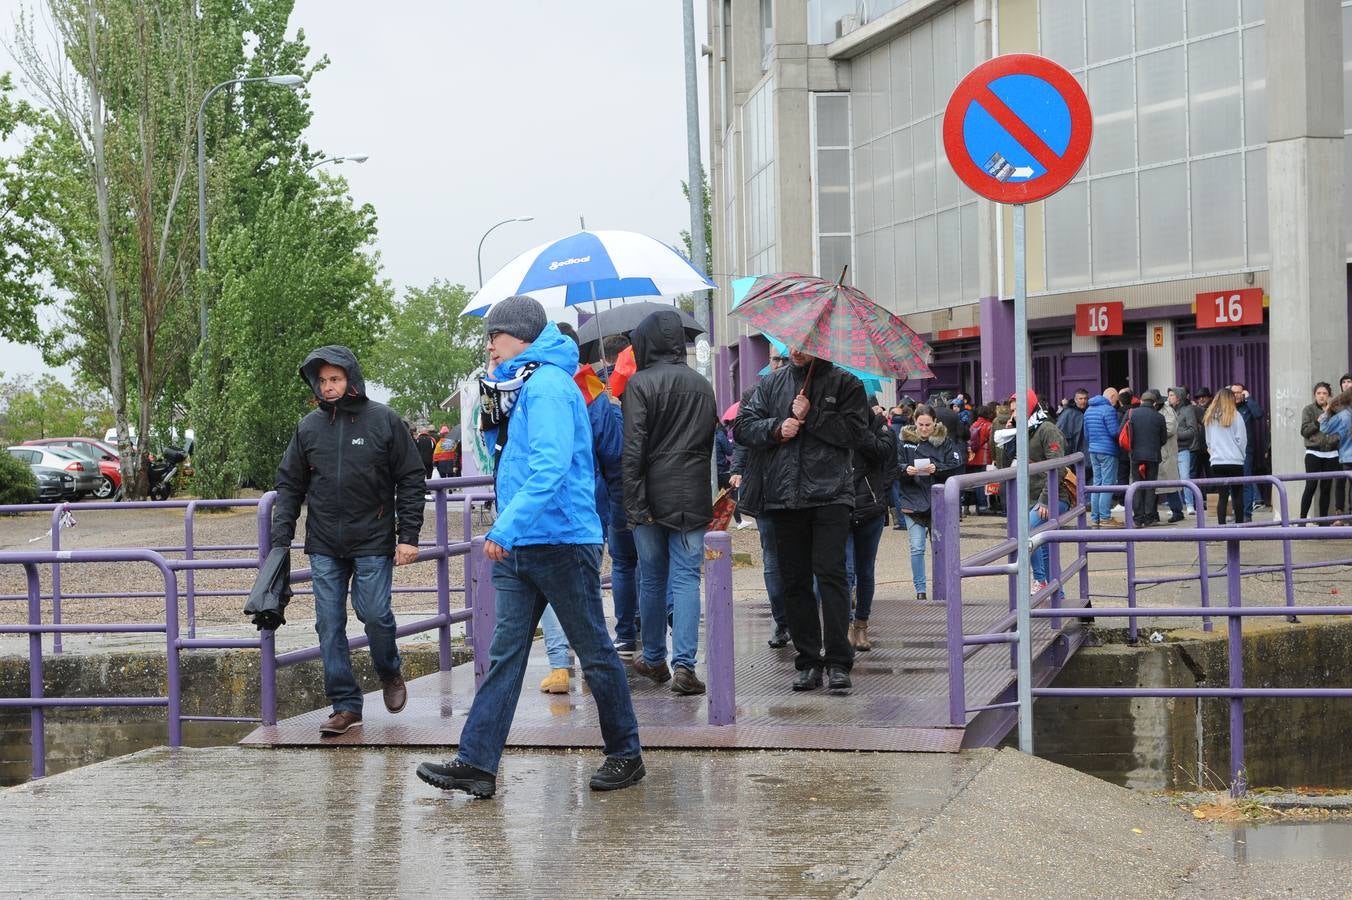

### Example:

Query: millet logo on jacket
xmin=351 ymin=438 xmax=365 ymax=445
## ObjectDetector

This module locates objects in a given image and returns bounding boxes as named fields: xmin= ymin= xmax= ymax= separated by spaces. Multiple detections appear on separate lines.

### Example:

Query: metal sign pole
xmin=1013 ymin=202 xmax=1034 ymax=753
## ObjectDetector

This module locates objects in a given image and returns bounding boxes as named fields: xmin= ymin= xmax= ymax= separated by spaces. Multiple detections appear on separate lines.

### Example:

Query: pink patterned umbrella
xmin=729 ymin=273 xmax=934 ymax=380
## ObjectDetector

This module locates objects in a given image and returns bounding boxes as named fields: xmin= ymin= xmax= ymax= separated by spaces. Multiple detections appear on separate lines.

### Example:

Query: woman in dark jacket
xmin=895 ymin=406 xmax=965 ymax=601
xmin=1300 ymin=382 xmax=1342 ymax=523
xmin=848 ymin=407 xmax=899 ymax=651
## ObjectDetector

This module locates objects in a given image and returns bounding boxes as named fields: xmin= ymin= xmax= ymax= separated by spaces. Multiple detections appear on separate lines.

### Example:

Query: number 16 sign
xmin=1196 ymin=288 xmax=1263 ymax=329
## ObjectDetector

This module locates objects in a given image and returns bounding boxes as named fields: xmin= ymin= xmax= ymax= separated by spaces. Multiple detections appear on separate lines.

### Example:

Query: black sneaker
xmin=827 ymin=667 xmax=852 ymax=694
xmin=415 ymin=758 xmax=496 ymax=798
xmin=613 ymin=640 xmax=637 ymax=661
xmin=767 ymin=624 xmax=790 ymax=648
xmin=792 ymin=666 xmax=823 ymax=691
xmin=590 ymin=755 xmax=646 ymax=791
xmin=916 ymin=591 xmax=928 ymax=601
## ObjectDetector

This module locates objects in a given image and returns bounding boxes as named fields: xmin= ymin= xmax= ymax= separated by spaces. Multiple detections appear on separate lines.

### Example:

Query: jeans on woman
xmin=901 ymin=513 xmax=929 ymax=594
xmin=1300 ymin=454 xmax=1340 ymax=521
xmin=1212 ymin=464 xmax=1247 ymax=524
xmin=1177 ymin=448 xmax=1194 ymax=511
xmin=1027 ymin=506 xmax=1050 ymax=584
xmin=845 ymin=512 xmax=886 ymax=621
xmin=1089 ymin=452 xmax=1117 ymax=524
xmin=539 ymin=605 xmax=572 ymax=670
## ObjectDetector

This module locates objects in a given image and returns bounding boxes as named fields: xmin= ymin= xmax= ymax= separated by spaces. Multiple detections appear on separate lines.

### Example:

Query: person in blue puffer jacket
xmin=417 ymin=295 xmax=644 ymax=799
xmin=1083 ymin=388 xmax=1123 ymax=527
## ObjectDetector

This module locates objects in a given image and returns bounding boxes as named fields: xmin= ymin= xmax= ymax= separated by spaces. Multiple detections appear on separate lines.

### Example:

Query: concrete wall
xmin=1035 ymin=619 xmax=1352 ymax=790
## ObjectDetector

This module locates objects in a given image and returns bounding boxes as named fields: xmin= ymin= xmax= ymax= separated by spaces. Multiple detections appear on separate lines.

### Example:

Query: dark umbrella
xmin=576 ymin=301 xmax=705 ymax=362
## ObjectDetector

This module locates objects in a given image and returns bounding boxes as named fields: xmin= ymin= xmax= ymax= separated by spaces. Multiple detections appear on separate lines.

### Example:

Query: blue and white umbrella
xmin=465 ymin=229 xmax=713 ymax=316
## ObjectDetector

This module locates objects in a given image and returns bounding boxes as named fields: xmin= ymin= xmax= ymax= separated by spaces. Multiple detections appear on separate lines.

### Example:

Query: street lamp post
xmin=304 ymin=154 xmax=370 ymax=174
xmin=476 ymin=216 xmax=535 ymax=289
xmin=196 ymin=73 xmax=305 ymax=347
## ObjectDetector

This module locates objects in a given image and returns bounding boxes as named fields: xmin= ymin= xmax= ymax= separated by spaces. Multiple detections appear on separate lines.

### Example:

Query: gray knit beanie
xmin=484 ymin=295 xmax=546 ymax=343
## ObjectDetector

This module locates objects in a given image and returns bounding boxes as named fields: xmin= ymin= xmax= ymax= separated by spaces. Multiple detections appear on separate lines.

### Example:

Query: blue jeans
xmin=633 ymin=524 xmax=704 ymax=671
xmin=1177 ymin=449 xmax=1194 ymax=511
xmin=539 ymin=605 xmax=571 ymax=670
xmin=901 ymin=513 xmax=929 ymax=594
xmin=1243 ymin=456 xmax=1256 ymax=515
xmin=608 ymin=524 xmax=638 ymax=644
xmin=1089 ymin=452 xmax=1117 ymax=524
xmin=457 ymin=544 xmax=639 ymax=774
xmin=846 ymin=513 xmax=886 ymax=621
xmin=756 ymin=515 xmax=787 ymax=627
xmin=310 ymin=553 xmax=400 ymax=716
xmin=1028 ymin=506 xmax=1050 ymax=584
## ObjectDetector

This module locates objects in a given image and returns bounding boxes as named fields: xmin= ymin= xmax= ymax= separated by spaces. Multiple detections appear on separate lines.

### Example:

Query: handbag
xmin=1117 ymin=409 xmax=1133 ymax=453
xmin=709 ymin=487 xmax=738 ymax=532
xmin=1060 ymin=468 xmax=1078 ymax=505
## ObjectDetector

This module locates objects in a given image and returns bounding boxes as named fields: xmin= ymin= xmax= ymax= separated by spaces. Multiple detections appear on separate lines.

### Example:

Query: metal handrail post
xmin=1006 ymin=481 xmax=1018 ymax=669
xmin=162 ymin=553 xmax=182 ymax=748
xmin=1226 ymin=538 xmax=1246 ymax=797
xmin=469 ymin=537 xmax=495 ymax=690
xmin=25 ymin=563 xmax=45 ymax=778
xmin=1075 ymin=455 xmax=1089 ymax=625
xmin=256 ymin=492 xmax=279 ymax=725
xmin=435 ymin=488 xmax=452 ymax=671
xmin=50 ymin=504 xmax=65 ymax=654
xmin=184 ymin=501 xmax=197 ymax=639
xmin=1274 ymin=479 xmax=1296 ymax=617
xmin=1046 ymin=467 xmax=1063 ymax=631
xmin=942 ymin=478 xmax=966 ymax=726
xmin=704 ymin=530 xmax=735 ymax=725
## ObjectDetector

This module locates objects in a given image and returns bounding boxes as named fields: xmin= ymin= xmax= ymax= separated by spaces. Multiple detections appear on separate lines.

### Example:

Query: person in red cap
xmin=432 ymin=425 xmax=455 ymax=477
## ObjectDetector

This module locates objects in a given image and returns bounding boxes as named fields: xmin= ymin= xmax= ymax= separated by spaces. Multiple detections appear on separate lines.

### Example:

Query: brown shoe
xmin=853 ymin=619 xmax=872 ymax=652
xmin=671 ymin=666 xmax=706 ymax=695
xmin=320 ymin=710 xmax=362 ymax=736
xmin=1098 ymin=519 xmax=1124 ymax=528
xmin=381 ymin=674 xmax=407 ymax=713
xmin=633 ymin=656 xmax=671 ymax=684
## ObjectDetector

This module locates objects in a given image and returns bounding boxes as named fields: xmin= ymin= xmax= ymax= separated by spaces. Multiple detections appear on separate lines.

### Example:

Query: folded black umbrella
xmin=576 ymin=301 xmax=705 ymax=362
xmin=243 ymin=547 xmax=293 ymax=631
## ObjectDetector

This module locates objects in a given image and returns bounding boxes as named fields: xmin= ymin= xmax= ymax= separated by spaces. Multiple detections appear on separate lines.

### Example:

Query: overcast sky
xmin=0 ymin=0 xmax=710 ymax=386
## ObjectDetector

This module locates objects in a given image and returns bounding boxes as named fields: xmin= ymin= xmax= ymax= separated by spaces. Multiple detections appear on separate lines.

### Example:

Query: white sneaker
xmin=735 ymin=520 xmax=752 ymax=530
xmin=1111 ymin=504 xmax=1125 ymax=514
xmin=1031 ymin=580 xmax=1048 ymax=594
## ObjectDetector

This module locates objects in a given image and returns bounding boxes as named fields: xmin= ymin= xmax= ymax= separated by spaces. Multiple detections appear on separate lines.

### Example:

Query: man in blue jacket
xmin=416 ymin=296 xmax=643 ymax=798
xmin=1083 ymin=387 xmax=1123 ymax=528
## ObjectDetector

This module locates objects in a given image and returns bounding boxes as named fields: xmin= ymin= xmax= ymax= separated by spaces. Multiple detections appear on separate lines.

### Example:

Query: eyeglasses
xmin=771 ymin=356 xmax=789 ymax=363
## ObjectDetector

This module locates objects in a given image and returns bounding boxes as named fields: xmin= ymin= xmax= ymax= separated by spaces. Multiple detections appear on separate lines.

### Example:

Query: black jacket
xmin=271 ymin=346 xmax=426 ymax=557
xmin=852 ymin=412 xmax=900 ymax=524
xmin=934 ymin=404 xmax=968 ymax=443
xmin=621 ymin=310 xmax=718 ymax=530
xmin=734 ymin=358 xmax=869 ymax=515
xmin=1058 ymin=405 xmax=1086 ymax=456
xmin=415 ymin=433 xmax=435 ymax=469
xmin=895 ymin=422 xmax=966 ymax=515
xmin=1126 ymin=405 xmax=1167 ymax=464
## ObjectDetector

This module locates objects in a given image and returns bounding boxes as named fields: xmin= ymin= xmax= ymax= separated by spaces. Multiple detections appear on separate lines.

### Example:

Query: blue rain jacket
xmin=1083 ymin=394 xmax=1121 ymax=457
xmin=485 ymin=323 xmax=603 ymax=550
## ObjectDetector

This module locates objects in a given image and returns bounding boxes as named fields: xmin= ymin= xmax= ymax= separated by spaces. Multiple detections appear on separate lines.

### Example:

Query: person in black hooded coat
xmin=271 ymin=345 xmax=426 ymax=737
xmin=622 ymin=310 xmax=718 ymax=695
xmin=846 ymin=405 xmax=899 ymax=652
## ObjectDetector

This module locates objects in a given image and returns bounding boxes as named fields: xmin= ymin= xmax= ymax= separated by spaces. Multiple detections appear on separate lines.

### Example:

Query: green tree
xmin=189 ymin=175 xmax=392 ymax=497
xmin=0 ymin=75 xmax=60 ymax=345
xmin=677 ymin=168 xmax=712 ymax=316
xmin=0 ymin=374 xmax=114 ymax=443
xmin=367 ymin=281 xmax=484 ymax=425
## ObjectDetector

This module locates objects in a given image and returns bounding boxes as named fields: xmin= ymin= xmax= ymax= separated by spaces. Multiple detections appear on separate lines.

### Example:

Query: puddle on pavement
xmin=1225 ymin=822 xmax=1352 ymax=863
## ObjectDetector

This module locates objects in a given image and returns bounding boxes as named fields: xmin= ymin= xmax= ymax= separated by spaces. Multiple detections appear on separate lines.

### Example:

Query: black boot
xmin=792 ymin=666 xmax=823 ymax=691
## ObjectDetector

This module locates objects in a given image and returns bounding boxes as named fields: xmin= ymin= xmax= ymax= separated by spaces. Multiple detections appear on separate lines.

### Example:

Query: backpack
xmin=1118 ymin=409 xmax=1133 ymax=453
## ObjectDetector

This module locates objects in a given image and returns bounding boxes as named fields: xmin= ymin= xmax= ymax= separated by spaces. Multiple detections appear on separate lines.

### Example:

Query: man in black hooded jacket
xmin=622 ymin=310 xmax=718 ymax=696
xmin=271 ymin=345 xmax=427 ymax=737
xmin=734 ymin=349 xmax=869 ymax=693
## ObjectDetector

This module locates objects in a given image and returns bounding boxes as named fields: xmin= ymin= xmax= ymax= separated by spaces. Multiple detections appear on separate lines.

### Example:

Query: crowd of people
xmin=266 ymin=300 xmax=1352 ymax=800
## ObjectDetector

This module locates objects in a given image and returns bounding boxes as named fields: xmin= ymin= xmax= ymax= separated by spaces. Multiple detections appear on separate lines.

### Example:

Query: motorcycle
xmin=148 ymin=446 xmax=187 ymax=501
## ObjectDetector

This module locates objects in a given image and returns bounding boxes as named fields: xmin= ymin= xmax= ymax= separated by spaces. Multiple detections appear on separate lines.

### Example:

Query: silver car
xmin=6 ymin=446 xmax=100 ymax=498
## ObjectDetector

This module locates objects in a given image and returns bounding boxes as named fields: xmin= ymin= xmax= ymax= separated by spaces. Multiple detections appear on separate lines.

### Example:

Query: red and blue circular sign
xmin=942 ymin=54 xmax=1092 ymax=205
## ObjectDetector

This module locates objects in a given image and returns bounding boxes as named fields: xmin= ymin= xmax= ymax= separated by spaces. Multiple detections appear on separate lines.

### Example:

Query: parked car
xmin=5 ymin=447 xmax=100 ymax=499
xmin=22 ymin=438 xmax=122 ymax=499
xmin=30 ymin=466 xmax=77 ymax=503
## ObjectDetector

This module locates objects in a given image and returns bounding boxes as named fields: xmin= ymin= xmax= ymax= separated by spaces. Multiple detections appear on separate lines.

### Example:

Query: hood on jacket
xmin=300 ymin=345 xmax=368 ymax=407
xmin=1087 ymin=394 xmax=1113 ymax=410
xmin=1169 ymin=386 xmax=1189 ymax=403
xmin=631 ymin=310 xmax=688 ymax=370
xmin=902 ymin=421 xmax=950 ymax=444
xmin=491 ymin=321 xmax=579 ymax=381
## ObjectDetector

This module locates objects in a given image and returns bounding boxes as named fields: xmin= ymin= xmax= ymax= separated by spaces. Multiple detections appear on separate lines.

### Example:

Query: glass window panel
xmin=853 ymin=142 xmax=873 ymax=233
xmin=893 ymin=127 xmax=914 ymax=221
xmin=1188 ymin=33 xmax=1242 ymax=155
xmin=874 ymin=139 xmax=894 ymax=227
xmin=1242 ymin=0 xmax=1264 ymax=25
xmin=1135 ymin=0 xmax=1184 ymax=51
xmin=874 ymin=223 xmax=896 ymax=299
xmin=889 ymin=38 xmax=912 ymax=128
xmin=1139 ymin=164 xmax=1190 ymax=275
xmin=910 ymin=25 xmax=935 ymax=118
xmin=931 ymin=8 xmax=960 ymax=104
xmin=1188 ymin=0 xmax=1238 ymax=37
xmin=1190 ymin=153 xmax=1245 ymax=270
xmin=1243 ymin=26 xmax=1265 ymax=146
xmin=936 ymin=118 xmax=960 ymax=208
xmin=817 ymin=150 xmax=852 ymax=233
xmin=1344 ymin=137 xmax=1352 ymax=258
xmin=819 ymin=236 xmax=853 ymax=286
xmin=1040 ymin=0 xmax=1085 ymax=71
xmin=937 ymin=208 xmax=962 ymax=305
xmin=1088 ymin=60 xmax=1136 ymax=174
xmin=894 ymin=220 xmax=917 ymax=310
xmin=914 ymin=216 xmax=939 ymax=307
xmin=912 ymin=117 xmax=938 ymax=216
xmin=1045 ymin=181 xmax=1090 ymax=289
xmin=852 ymin=55 xmax=871 ymax=145
xmin=956 ymin=1 xmax=975 ymax=70
xmin=855 ymin=230 xmax=875 ymax=293
xmin=960 ymin=202 xmax=979 ymax=302
xmin=872 ymin=51 xmax=890 ymax=140
xmin=1245 ymin=149 xmax=1268 ymax=266
xmin=1090 ymin=173 xmax=1139 ymax=283
xmin=1137 ymin=46 xmax=1187 ymax=164
xmin=816 ymin=94 xmax=850 ymax=147
xmin=1087 ymin=0 xmax=1133 ymax=64
xmin=1344 ymin=7 xmax=1352 ymax=129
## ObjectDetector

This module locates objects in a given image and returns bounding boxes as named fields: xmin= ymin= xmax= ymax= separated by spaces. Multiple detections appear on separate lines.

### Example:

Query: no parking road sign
xmin=943 ymin=53 xmax=1092 ymax=205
